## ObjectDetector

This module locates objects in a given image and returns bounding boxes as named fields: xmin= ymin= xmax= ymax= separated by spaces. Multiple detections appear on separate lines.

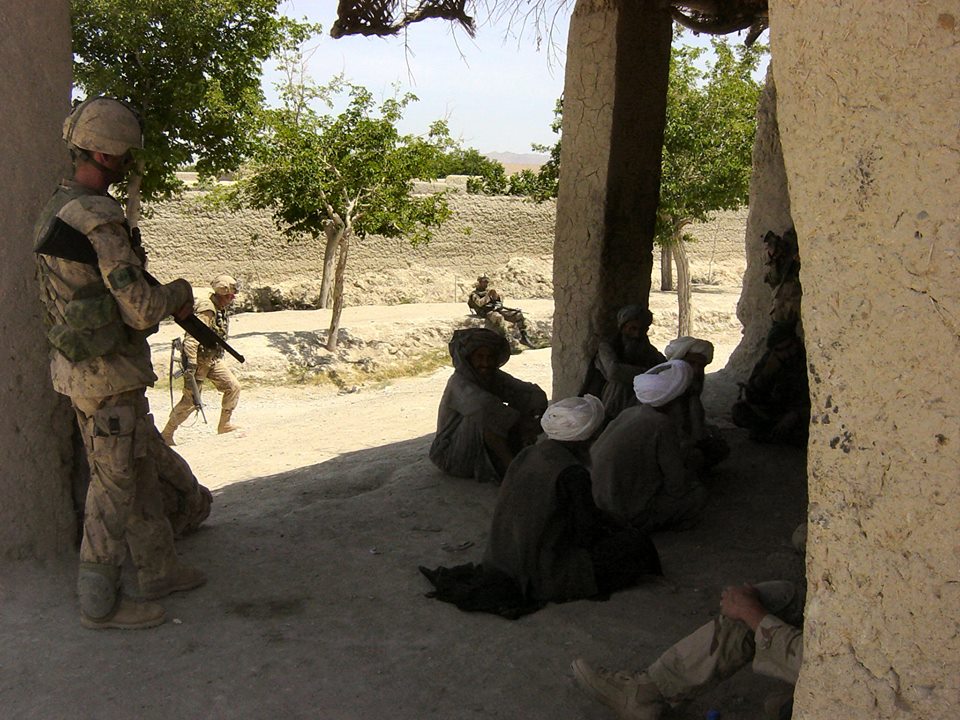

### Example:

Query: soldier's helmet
xmin=212 ymin=275 xmax=238 ymax=295
xmin=477 ymin=274 xmax=489 ymax=283
xmin=62 ymin=97 xmax=143 ymax=157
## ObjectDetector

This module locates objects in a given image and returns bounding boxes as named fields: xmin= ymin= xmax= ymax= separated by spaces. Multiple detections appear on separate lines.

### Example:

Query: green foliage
xmin=468 ymin=96 xmax=561 ymax=201
xmin=657 ymin=38 xmax=766 ymax=244
xmin=230 ymin=76 xmax=451 ymax=245
xmin=71 ymin=0 xmax=309 ymax=200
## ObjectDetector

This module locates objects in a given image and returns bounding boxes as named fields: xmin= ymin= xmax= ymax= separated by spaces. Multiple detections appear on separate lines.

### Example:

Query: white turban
xmin=664 ymin=336 xmax=714 ymax=364
xmin=633 ymin=360 xmax=695 ymax=407
xmin=540 ymin=394 xmax=605 ymax=442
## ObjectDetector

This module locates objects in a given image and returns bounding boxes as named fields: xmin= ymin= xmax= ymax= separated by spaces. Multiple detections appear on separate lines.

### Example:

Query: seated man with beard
xmin=582 ymin=305 xmax=666 ymax=422
xmin=429 ymin=328 xmax=548 ymax=483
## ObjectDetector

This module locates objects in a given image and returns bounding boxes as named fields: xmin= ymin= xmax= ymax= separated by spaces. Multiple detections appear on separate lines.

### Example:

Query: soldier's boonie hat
xmin=63 ymin=97 xmax=143 ymax=156
xmin=212 ymin=275 xmax=238 ymax=294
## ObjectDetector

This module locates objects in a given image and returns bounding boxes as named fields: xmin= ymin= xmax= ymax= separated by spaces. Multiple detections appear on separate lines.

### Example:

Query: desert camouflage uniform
xmin=34 ymin=180 xmax=193 ymax=587
xmin=468 ymin=287 xmax=529 ymax=337
xmin=648 ymin=581 xmax=804 ymax=701
xmin=163 ymin=290 xmax=240 ymax=434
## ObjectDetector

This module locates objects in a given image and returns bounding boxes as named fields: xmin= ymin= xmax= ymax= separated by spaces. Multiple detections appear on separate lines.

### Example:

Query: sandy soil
xmin=1 ymin=287 xmax=806 ymax=720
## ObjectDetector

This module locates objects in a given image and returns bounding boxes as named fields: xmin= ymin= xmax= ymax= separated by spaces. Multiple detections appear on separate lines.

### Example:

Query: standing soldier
xmin=33 ymin=97 xmax=206 ymax=629
xmin=161 ymin=274 xmax=241 ymax=444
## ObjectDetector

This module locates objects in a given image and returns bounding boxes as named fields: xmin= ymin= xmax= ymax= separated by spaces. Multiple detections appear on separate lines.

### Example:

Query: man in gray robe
xmin=483 ymin=395 xmax=660 ymax=604
xmin=582 ymin=305 xmax=666 ymax=421
xmin=429 ymin=328 xmax=547 ymax=483
xmin=590 ymin=360 xmax=708 ymax=532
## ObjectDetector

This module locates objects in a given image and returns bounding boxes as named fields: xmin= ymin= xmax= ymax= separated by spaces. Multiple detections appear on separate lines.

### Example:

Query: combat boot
xmin=160 ymin=423 xmax=177 ymax=446
xmin=81 ymin=597 xmax=166 ymax=630
xmin=78 ymin=561 xmax=166 ymax=630
xmin=217 ymin=408 xmax=238 ymax=434
xmin=571 ymin=659 xmax=666 ymax=720
xmin=138 ymin=562 xmax=207 ymax=600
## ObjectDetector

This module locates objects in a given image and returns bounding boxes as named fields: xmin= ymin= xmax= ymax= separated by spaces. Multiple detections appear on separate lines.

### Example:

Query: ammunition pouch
xmin=47 ymin=281 xmax=128 ymax=362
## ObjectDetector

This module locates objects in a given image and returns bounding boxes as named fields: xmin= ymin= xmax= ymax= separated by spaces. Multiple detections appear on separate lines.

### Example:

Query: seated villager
xmin=581 ymin=305 xmax=667 ymax=422
xmin=662 ymin=336 xmax=730 ymax=469
xmin=484 ymin=395 xmax=661 ymax=603
xmin=467 ymin=274 xmax=534 ymax=348
xmin=420 ymin=395 xmax=661 ymax=619
xmin=590 ymin=360 xmax=708 ymax=533
xmin=732 ymin=324 xmax=810 ymax=447
xmin=429 ymin=327 xmax=548 ymax=483
xmin=572 ymin=580 xmax=804 ymax=720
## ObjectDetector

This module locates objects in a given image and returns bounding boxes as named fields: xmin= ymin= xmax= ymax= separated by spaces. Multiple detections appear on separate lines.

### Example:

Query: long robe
xmin=483 ymin=440 xmax=599 ymax=602
xmin=429 ymin=329 xmax=547 ymax=482
xmin=590 ymin=404 xmax=707 ymax=532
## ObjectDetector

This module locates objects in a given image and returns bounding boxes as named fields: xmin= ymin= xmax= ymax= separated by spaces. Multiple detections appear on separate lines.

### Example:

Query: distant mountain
xmin=484 ymin=151 xmax=549 ymax=172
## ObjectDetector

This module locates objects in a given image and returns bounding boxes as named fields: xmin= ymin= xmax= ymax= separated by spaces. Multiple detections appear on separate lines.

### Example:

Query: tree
xmin=71 ymin=0 xmax=307 ymax=218
xmin=229 ymin=71 xmax=452 ymax=351
xmin=657 ymin=38 xmax=765 ymax=335
xmin=465 ymin=97 xmax=562 ymax=201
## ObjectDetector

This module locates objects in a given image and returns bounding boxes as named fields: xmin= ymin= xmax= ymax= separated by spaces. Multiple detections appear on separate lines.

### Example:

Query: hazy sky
xmin=268 ymin=1 xmax=767 ymax=155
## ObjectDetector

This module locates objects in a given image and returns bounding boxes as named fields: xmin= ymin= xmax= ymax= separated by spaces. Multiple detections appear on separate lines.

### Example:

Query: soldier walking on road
xmin=33 ymin=97 xmax=206 ymax=630
xmin=162 ymin=274 xmax=241 ymax=444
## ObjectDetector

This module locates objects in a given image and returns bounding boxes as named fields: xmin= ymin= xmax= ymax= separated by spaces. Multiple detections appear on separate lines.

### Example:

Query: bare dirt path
xmin=2 ymin=289 xmax=806 ymax=720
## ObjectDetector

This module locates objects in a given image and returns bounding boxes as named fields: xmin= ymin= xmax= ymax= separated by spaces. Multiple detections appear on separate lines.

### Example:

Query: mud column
xmin=552 ymin=0 xmax=672 ymax=398
xmin=0 ymin=1 xmax=77 ymax=559
xmin=725 ymin=67 xmax=794 ymax=379
xmin=771 ymin=4 xmax=960 ymax=718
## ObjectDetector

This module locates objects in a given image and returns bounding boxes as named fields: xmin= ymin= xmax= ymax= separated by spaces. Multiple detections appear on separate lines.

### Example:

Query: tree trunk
xmin=325 ymin=228 xmax=351 ymax=352
xmin=673 ymin=229 xmax=693 ymax=337
xmin=319 ymin=222 xmax=342 ymax=309
xmin=660 ymin=245 xmax=673 ymax=291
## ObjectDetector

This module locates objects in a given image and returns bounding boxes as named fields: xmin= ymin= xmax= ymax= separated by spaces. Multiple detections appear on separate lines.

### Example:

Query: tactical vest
xmin=34 ymin=184 xmax=138 ymax=363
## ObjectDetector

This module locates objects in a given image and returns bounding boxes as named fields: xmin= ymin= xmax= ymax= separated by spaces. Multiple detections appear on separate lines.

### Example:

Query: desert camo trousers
xmin=647 ymin=581 xmax=804 ymax=702
xmin=166 ymin=358 xmax=240 ymax=429
xmin=73 ymin=389 xmax=178 ymax=582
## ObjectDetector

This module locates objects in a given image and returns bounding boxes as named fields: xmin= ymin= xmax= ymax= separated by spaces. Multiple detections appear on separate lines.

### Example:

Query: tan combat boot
xmin=571 ymin=659 xmax=666 ymax=720
xmin=81 ymin=597 xmax=166 ymax=630
xmin=217 ymin=408 xmax=238 ymax=434
xmin=138 ymin=563 xmax=207 ymax=601
xmin=160 ymin=423 xmax=177 ymax=446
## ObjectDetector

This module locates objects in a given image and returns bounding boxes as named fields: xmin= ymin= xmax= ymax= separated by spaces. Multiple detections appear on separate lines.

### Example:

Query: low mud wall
xmin=141 ymin=183 xmax=746 ymax=309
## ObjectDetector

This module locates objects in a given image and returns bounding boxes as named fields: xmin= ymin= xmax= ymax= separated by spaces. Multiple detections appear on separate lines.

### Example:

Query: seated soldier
xmin=732 ymin=324 xmax=810 ymax=447
xmin=467 ymin=274 xmax=534 ymax=348
xmin=429 ymin=328 xmax=547 ymax=483
xmin=581 ymin=305 xmax=667 ymax=422
xmin=572 ymin=580 xmax=804 ymax=720
xmin=483 ymin=395 xmax=661 ymax=604
xmin=663 ymin=336 xmax=730 ymax=469
xmin=590 ymin=360 xmax=708 ymax=532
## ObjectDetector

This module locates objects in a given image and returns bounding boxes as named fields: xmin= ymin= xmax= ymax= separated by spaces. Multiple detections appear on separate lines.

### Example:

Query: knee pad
xmin=77 ymin=562 xmax=120 ymax=619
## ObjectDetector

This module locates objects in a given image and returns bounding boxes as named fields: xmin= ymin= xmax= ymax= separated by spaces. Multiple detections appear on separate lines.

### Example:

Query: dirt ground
xmin=1 ymin=287 xmax=807 ymax=720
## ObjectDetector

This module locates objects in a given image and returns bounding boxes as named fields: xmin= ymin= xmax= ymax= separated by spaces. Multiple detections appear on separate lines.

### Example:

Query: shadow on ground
xmin=1 ymin=375 xmax=806 ymax=720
